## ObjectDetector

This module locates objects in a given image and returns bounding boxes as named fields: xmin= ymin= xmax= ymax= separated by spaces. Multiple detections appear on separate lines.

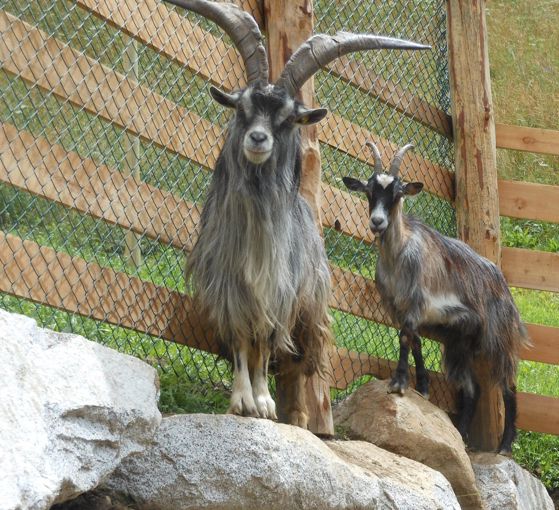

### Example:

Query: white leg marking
xmin=228 ymin=346 xmax=257 ymax=417
xmin=252 ymin=352 xmax=277 ymax=420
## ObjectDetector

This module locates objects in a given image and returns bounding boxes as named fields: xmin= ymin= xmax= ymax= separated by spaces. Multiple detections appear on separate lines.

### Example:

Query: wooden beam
xmin=0 ymin=11 xmax=224 ymax=169
xmin=330 ymin=347 xmax=455 ymax=413
xmin=522 ymin=324 xmax=559 ymax=365
xmin=499 ymin=179 xmax=559 ymax=224
xmin=502 ymin=247 xmax=559 ymax=293
xmin=318 ymin=113 xmax=455 ymax=202
xmin=327 ymin=57 xmax=453 ymax=139
xmin=447 ymin=0 xmax=501 ymax=451
xmin=496 ymin=123 xmax=559 ymax=156
xmin=264 ymin=0 xmax=333 ymax=436
xmin=517 ymin=392 xmax=559 ymax=435
xmin=0 ymin=123 xmax=200 ymax=251
xmin=0 ymin=231 xmax=218 ymax=354
xmin=75 ymin=0 xmax=244 ymax=91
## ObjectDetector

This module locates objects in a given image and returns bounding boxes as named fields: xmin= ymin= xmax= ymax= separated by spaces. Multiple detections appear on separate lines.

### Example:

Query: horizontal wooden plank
xmin=321 ymin=183 xmax=375 ymax=244
xmin=0 ymin=10 xmax=224 ymax=169
xmin=75 ymin=0 xmax=244 ymax=91
xmin=327 ymin=57 xmax=453 ymax=139
xmin=502 ymin=247 xmax=559 ymax=293
xmin=0 ymin=230 xmax=218 ymax=354
xmin=318 ymin=113 xmax=455 ymax=202
xmin=496 ymin=123 xmax=559 ymax=156
xmin=517 ymin=392 xmax=559 ymax=435
xmin=522 ymin=324 xmax=559 ymax=365
xmin=3 ymin=11 xmax=438 ymax=247
xmin=498 ymin=179 xmax=559 ymax=224
xmin=0 ymin=123 xmax=200 ymax=251
xmin=330 ymin=347 xmax=455 ymax=412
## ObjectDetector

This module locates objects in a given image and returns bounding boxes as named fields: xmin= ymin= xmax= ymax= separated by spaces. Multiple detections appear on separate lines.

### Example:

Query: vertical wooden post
xmin=264 ymin=0 xmax=334 ymax=436
xmin=123 ymin=39 xmax=143 ymax=269
xmin=447 ymin=0 xmax=503 ymax=450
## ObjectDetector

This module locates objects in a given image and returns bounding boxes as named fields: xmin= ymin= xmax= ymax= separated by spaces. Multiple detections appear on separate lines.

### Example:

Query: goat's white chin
xmin=244 ymin=148 xmax=272 ymax=165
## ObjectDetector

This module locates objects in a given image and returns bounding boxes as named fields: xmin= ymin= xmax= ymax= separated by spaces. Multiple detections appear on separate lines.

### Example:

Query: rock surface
xmin=470 ymin=452 xmax=554 ymax=510
xmin=333 ymin=379 xmax=483 ymax=509
xmin=0 ymin=309 xmax=161 ymax=510
xmin=105 ymin=413 xmax=460 ymax=510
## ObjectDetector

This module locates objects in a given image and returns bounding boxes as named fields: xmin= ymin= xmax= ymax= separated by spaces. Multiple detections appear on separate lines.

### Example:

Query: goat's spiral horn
xmin=164 ymin=0 xmax=269 ymax=84
xmin=276 ymin=31 xmax=430 ymax=97
xmin=365 ymin=141 xmax=384 ymax=173
xmin=389 ymin=144 xmax=415 ymax=177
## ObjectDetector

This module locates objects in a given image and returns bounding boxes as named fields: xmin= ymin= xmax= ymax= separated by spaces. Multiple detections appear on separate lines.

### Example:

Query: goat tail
xmin=488 ymin=320 xmax=531 ymax=388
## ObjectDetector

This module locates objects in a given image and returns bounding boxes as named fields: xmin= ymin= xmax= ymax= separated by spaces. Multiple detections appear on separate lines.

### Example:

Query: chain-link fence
xmin=0 ymin=0 xmax=455 ymax=413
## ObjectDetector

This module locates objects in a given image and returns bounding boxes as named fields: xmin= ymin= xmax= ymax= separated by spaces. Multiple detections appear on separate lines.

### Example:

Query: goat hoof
xmin=255 ymin=394 xmax=277 ymax=420
xmin=228 ymin=391 xmax=258 ymax=418
xmin=388 ymin=378 xmax=408 ymax=395
xmin=288 ymin=410 xmax=309 ymax=429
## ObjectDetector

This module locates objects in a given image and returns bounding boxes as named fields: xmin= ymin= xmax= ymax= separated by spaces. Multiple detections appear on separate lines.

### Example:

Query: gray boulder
xmin=0 ymin=309 xmax=162 ymax=510
xmin=105 ymin=413 xmax=460 ymax=510
xmin=470 ymin=452 xmax=554 ymax=509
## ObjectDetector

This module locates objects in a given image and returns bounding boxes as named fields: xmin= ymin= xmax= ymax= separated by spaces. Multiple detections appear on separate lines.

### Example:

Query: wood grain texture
xmin=517 ymin=392 xmax=559 ymax=435
xmin=264 ymin=0 xmax=332 ymax=435
xmin=0 ymin=231 xmax=217 ymax=353
xmin=522 ymin=324 xmax=559 ymax=365
xmin=496 ymin=123 xmax=559 ymax=156
xmin=502 ymin=247 xmax=559 ymax=293
xmin=447 ymin=0 xmax=501 ymax=451
xmin=499 ymin=179 xmax=559 ymax=224
xmin=0 ymin=11 xmax=224 ymax=168
xmin=0 ymin=123 xmax=200 ymax=251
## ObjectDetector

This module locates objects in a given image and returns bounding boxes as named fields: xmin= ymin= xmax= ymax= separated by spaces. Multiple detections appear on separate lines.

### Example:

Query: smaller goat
xmin=343 ymin=142 xmax=530 ymax=453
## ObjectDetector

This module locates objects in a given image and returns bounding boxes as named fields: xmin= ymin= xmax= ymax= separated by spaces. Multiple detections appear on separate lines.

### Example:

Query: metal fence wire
xmin=0 ymin=0 xmax=455 ymax=412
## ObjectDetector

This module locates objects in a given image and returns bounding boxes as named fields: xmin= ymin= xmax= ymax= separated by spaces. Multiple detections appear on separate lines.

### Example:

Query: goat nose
xmin=249 ymin=131 xmax=268 ymax=144
xmin=371 ymin=217 xmax=384 ymax=226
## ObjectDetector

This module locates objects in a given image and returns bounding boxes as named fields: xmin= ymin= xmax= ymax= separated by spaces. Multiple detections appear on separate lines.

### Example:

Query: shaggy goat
xmin=166 ymin=0 xmax=429 ymax=427
xmin=342 ymin=142 xmax=530 ymax=452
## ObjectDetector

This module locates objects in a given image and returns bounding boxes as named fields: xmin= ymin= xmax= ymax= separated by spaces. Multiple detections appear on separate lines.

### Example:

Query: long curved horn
xmin=389 ymin=144 xmax=414 ymax=177
xmin=276 ymin=31 xmax=430 ymax=96
xmin=365 ymin=141 xmax=383 ymax=173
xmin=164 ymin=0 xmax=269 ymax=84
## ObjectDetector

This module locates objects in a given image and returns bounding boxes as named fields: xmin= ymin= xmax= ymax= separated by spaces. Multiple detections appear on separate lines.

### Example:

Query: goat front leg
xmin=411 ymin=335 xmax=429 ymax=398
xmin=388 ymin=327 xmax=414 ymax=395
xmin=250 ymin=343 xmax=277 ymax=420
xmin=228 ymin=341 xmax=258 ymax=417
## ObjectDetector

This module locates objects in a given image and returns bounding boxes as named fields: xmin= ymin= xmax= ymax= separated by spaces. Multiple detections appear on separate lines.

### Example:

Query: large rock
xmin=470 ymin=452 xmax=554 ymax=510
xmin=0 ymin=309 xmax=162 ymax=510
xmin=105 ymin=414 xmax=460 ymax=510
xmin=333 ymin=379 xmax=483 ymax=509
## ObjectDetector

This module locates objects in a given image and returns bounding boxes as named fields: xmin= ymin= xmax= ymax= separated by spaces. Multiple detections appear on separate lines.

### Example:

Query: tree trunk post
xmin=264 ymin=0 xmax=334 ymax=436
xmin=447 ymin=0 xmax=503 ymax=450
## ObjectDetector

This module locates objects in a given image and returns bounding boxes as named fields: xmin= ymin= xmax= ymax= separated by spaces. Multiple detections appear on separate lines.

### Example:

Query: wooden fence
xmin=1 ymin=0 xmax=558 ymax=444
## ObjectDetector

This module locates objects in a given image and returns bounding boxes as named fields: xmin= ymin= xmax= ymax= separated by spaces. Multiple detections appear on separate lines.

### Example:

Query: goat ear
xmin=404 ymin=182 xmax=424 ymax=196
xmin=294 ymin=107 xmax=328 ymax=125
xmin=209 ymin=86 xmax=240 ymax=109
xmin=342 ymin=176 xmax=367 ymax=193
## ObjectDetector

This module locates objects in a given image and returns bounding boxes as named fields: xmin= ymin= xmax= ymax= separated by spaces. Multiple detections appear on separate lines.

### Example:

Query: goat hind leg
xmin=250 ymin=343 xmax=277 ymax=420
xmin=276 ymin=358 xmax=308 ymax=429
xmin=228 ymin=342 xmax=258 ymax=417
xmin=456 ymin=374 xmax=480 ymax=445
xmin=498 ymin=385 xmax=517 ymax=455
